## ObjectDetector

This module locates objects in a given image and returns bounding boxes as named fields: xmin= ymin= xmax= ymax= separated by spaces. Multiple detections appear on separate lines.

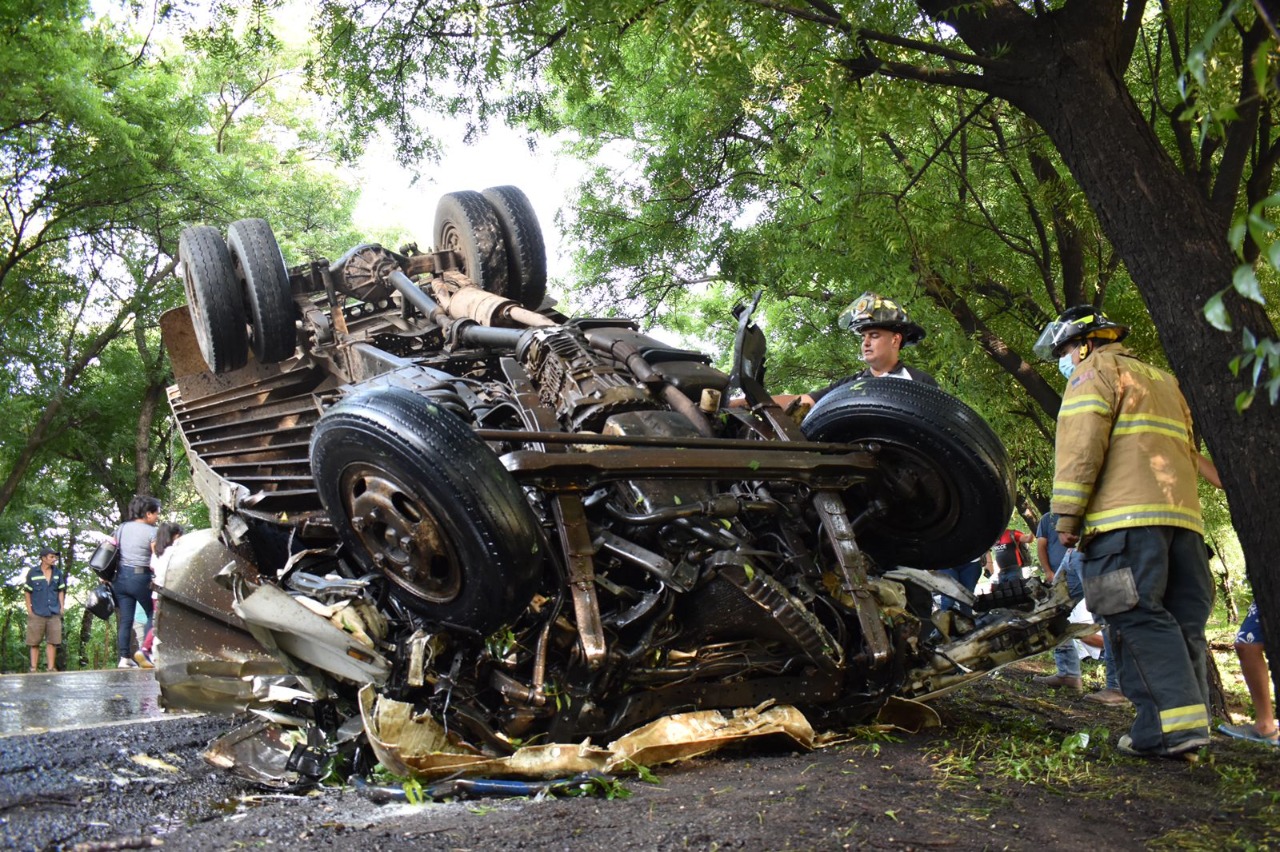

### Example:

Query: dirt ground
xmin=1 ymin=657 xmax=1277 ymax=852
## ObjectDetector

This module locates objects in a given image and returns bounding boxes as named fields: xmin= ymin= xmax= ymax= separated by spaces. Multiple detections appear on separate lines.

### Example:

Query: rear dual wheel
xmin=435 ymin=186 xmax=547 ymax=309
xmin=178 ymin=220 xmax=297 ymax=374
xmin=227 ymin=219 xmax=297 ymax=365
xmin=179 ymin=226 xmax=247 ymax=374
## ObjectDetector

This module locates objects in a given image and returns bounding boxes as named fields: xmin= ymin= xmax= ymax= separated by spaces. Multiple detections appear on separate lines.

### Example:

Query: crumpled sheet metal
xmin=359 ymin=686 xmax=815 ymax=781
xmin=875 ymin=696 xmax=942 ymax=734
xmin=234 ymin=583 xmax=391 ymax=686
xmin=155 ymin=659 xmax=305 ymax=715
xmin=204 ymin=718 xmax=308 ymax=788
xmin=609 ymin=702 xmax=814 ymax=767
xmin=358 ymin=685 xmax=612 ymax=780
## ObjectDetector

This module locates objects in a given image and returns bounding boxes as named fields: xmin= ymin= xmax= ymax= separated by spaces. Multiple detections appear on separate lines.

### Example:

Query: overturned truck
xmin=157 ymin=187 xmax=1082 ymax=785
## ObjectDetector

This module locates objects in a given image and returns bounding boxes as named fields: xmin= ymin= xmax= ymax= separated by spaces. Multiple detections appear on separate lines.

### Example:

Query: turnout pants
xmin=1079 ymin=526 xmax=1212 ymax=753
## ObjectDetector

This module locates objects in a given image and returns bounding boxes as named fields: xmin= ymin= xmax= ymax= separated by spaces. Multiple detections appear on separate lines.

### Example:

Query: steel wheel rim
xmin=437 ymin=221 xmax=469 ymax=275
xmin=339 ymin=462 xmax=463 ymax=603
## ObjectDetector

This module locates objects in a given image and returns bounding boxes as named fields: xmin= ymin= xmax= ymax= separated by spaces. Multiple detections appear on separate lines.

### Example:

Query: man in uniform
xmin=24 ymin=546 xmax=67 ymax=673
xmin=1035 ymin=305 xmax=1211 ymax=759
xmin=772 ymin=291 xmax=936 ymax=413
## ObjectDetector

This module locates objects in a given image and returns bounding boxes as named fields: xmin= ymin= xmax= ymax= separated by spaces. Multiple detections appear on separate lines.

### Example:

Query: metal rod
xmin=474 ymin=428 xmax=870 ymax=454
xmin=455 ymin=324 xmax=525 ymax=348
xmin=387 ymin=269 xmax=442 ymax=320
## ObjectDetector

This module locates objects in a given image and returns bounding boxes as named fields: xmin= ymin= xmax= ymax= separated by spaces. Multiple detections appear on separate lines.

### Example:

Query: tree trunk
xmin=134 ymin=380 xmax=164 ymax=495
xmin=78 ymin=609 xmax=94 ymax=670
xmin=1207 ymin=529 xmax=1240 ymax=624
xmin=0 ymin=608 xmax=10 ymax=673
xmin=1007 ymin=31 xmax=1280 ymax=703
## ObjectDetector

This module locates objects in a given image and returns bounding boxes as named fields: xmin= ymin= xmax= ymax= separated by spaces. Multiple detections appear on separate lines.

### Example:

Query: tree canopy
xmin=0 ymin=0 xmax=365 ymax=628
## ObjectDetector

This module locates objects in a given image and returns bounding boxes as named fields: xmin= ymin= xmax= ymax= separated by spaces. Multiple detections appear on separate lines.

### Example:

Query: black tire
xmin=434 ymin=190 xmax=511 ymax=297
xmin=310 ymin=386 xmax=542 ymax=632
xmin=801 ymin=378 xmax=1014 ymax=570
xmin=482 ymin=185 xmax=547 ymax=309
xmin=226 ymin=218 xmax=297 ymax=364
xmin=179 ymin=225 xmax=247 ymax=374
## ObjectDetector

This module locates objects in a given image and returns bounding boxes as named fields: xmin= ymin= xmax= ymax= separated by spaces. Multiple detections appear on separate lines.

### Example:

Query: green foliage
xmin=559 ymin=773 xmax=633 ymax=800
xmin=308 ymin=2 xmax=1280 ymax=551
xmin=0 ymin=1 xmax=363 ymax=652
xmin=613 ymin=758 xmax=660 ymax=785
xmin=928 ymin=724 xmax=1111 ymax=789
xmin=402 ymin=776 xmax=427 ymax=805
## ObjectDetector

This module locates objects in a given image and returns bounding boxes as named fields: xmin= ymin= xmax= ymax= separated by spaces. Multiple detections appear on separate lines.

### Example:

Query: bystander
xmin=23 ymin=547 xmax=66 ymax=673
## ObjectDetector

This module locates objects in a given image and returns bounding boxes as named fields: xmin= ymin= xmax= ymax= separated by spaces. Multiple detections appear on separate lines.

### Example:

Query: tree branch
xmin=1114 ymin=0 xmax=1151 ymax=72
xmin=859 ymin=28 xmax=1017 ymax=73
xmin=738 ymin=0 xmax=845 ymax=30
xmin=1209 ymin=17 xmax=1270 ymax=227
xmin=834 ymin=56 xmax=1005 ymax=98
xmin=895 ymin=95 xmax=994 ymax=201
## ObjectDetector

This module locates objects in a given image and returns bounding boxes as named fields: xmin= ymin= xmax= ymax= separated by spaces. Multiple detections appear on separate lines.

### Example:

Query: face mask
xmin=1058 ymin=353 xmax=1075 ymax=379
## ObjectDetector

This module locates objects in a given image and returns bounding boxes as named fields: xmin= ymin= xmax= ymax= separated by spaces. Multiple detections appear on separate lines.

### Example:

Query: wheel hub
xmin=341 ymin=464 xmax=461 ymax=603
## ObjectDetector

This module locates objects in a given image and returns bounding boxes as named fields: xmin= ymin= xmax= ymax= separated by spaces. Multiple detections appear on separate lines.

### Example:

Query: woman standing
xmin=135 ymin=521 xmax=182 ymax=668
xmin=113 ymin=495 xmax=160 ymax=668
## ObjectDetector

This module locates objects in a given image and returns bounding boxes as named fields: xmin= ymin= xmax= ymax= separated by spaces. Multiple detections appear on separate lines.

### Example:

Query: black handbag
xmin=85 ymin=583 xmax=116 ymax=619
xmin=89 ymin=533 xmax=120 ymax=581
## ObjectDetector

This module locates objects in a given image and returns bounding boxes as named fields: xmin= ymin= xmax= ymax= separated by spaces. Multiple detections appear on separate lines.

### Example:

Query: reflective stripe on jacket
xmin=1050 ymin=344 xmax=1202 ymax=536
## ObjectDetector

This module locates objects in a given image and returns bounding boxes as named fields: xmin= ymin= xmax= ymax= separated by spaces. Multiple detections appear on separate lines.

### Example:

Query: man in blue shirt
xmin=1034 ymin=511 xmax=1127 ymax=704
xmin=1032 ymin=512 xmax=1085 ymax=691
xmin=1036 ymin=511 xmax=1069 ymax=584
xmin=24 ymin=547 xmax=67 ymax=673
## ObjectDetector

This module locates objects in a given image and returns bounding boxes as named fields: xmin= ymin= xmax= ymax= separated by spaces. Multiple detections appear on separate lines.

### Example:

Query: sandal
xmin=1218 ymin=722 xmax=1280 ymax=745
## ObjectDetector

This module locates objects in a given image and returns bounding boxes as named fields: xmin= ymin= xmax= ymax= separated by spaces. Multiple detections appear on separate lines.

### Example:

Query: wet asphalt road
xmin=0 ymin=669 xmax=172 ymax=736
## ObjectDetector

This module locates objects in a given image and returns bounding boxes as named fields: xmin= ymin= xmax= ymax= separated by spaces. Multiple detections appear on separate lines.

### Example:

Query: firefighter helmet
xmin=836 ymin=292 xmax=926 ymax=346
xmin=1033 ymin=305 xmax=1129 ymax=360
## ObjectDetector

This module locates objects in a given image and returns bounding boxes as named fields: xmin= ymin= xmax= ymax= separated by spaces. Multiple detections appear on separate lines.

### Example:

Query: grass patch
xmin=927 ymin=725 xmax=1114 ymax=792
xmin=1149 ymin=758 xmax=1280 ymax=850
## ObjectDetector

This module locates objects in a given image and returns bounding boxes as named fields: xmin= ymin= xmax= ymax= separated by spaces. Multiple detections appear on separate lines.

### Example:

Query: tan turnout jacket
xmin=1050 ymin=344 xmax=1202 ymax=536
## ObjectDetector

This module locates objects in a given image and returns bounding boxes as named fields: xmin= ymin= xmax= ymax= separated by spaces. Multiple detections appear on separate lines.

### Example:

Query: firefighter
xmin=1035 ymin=305 xmax=1211 ymax=759
xmin=772 ymin=291 xmax=936 ymax=414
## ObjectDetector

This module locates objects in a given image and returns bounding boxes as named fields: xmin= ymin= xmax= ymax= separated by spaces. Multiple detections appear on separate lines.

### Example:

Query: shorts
xmin=26 ymin=613 xmax=62 ymax=646
xmin=1236 ymin=601 xmax=1264 ymax=645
